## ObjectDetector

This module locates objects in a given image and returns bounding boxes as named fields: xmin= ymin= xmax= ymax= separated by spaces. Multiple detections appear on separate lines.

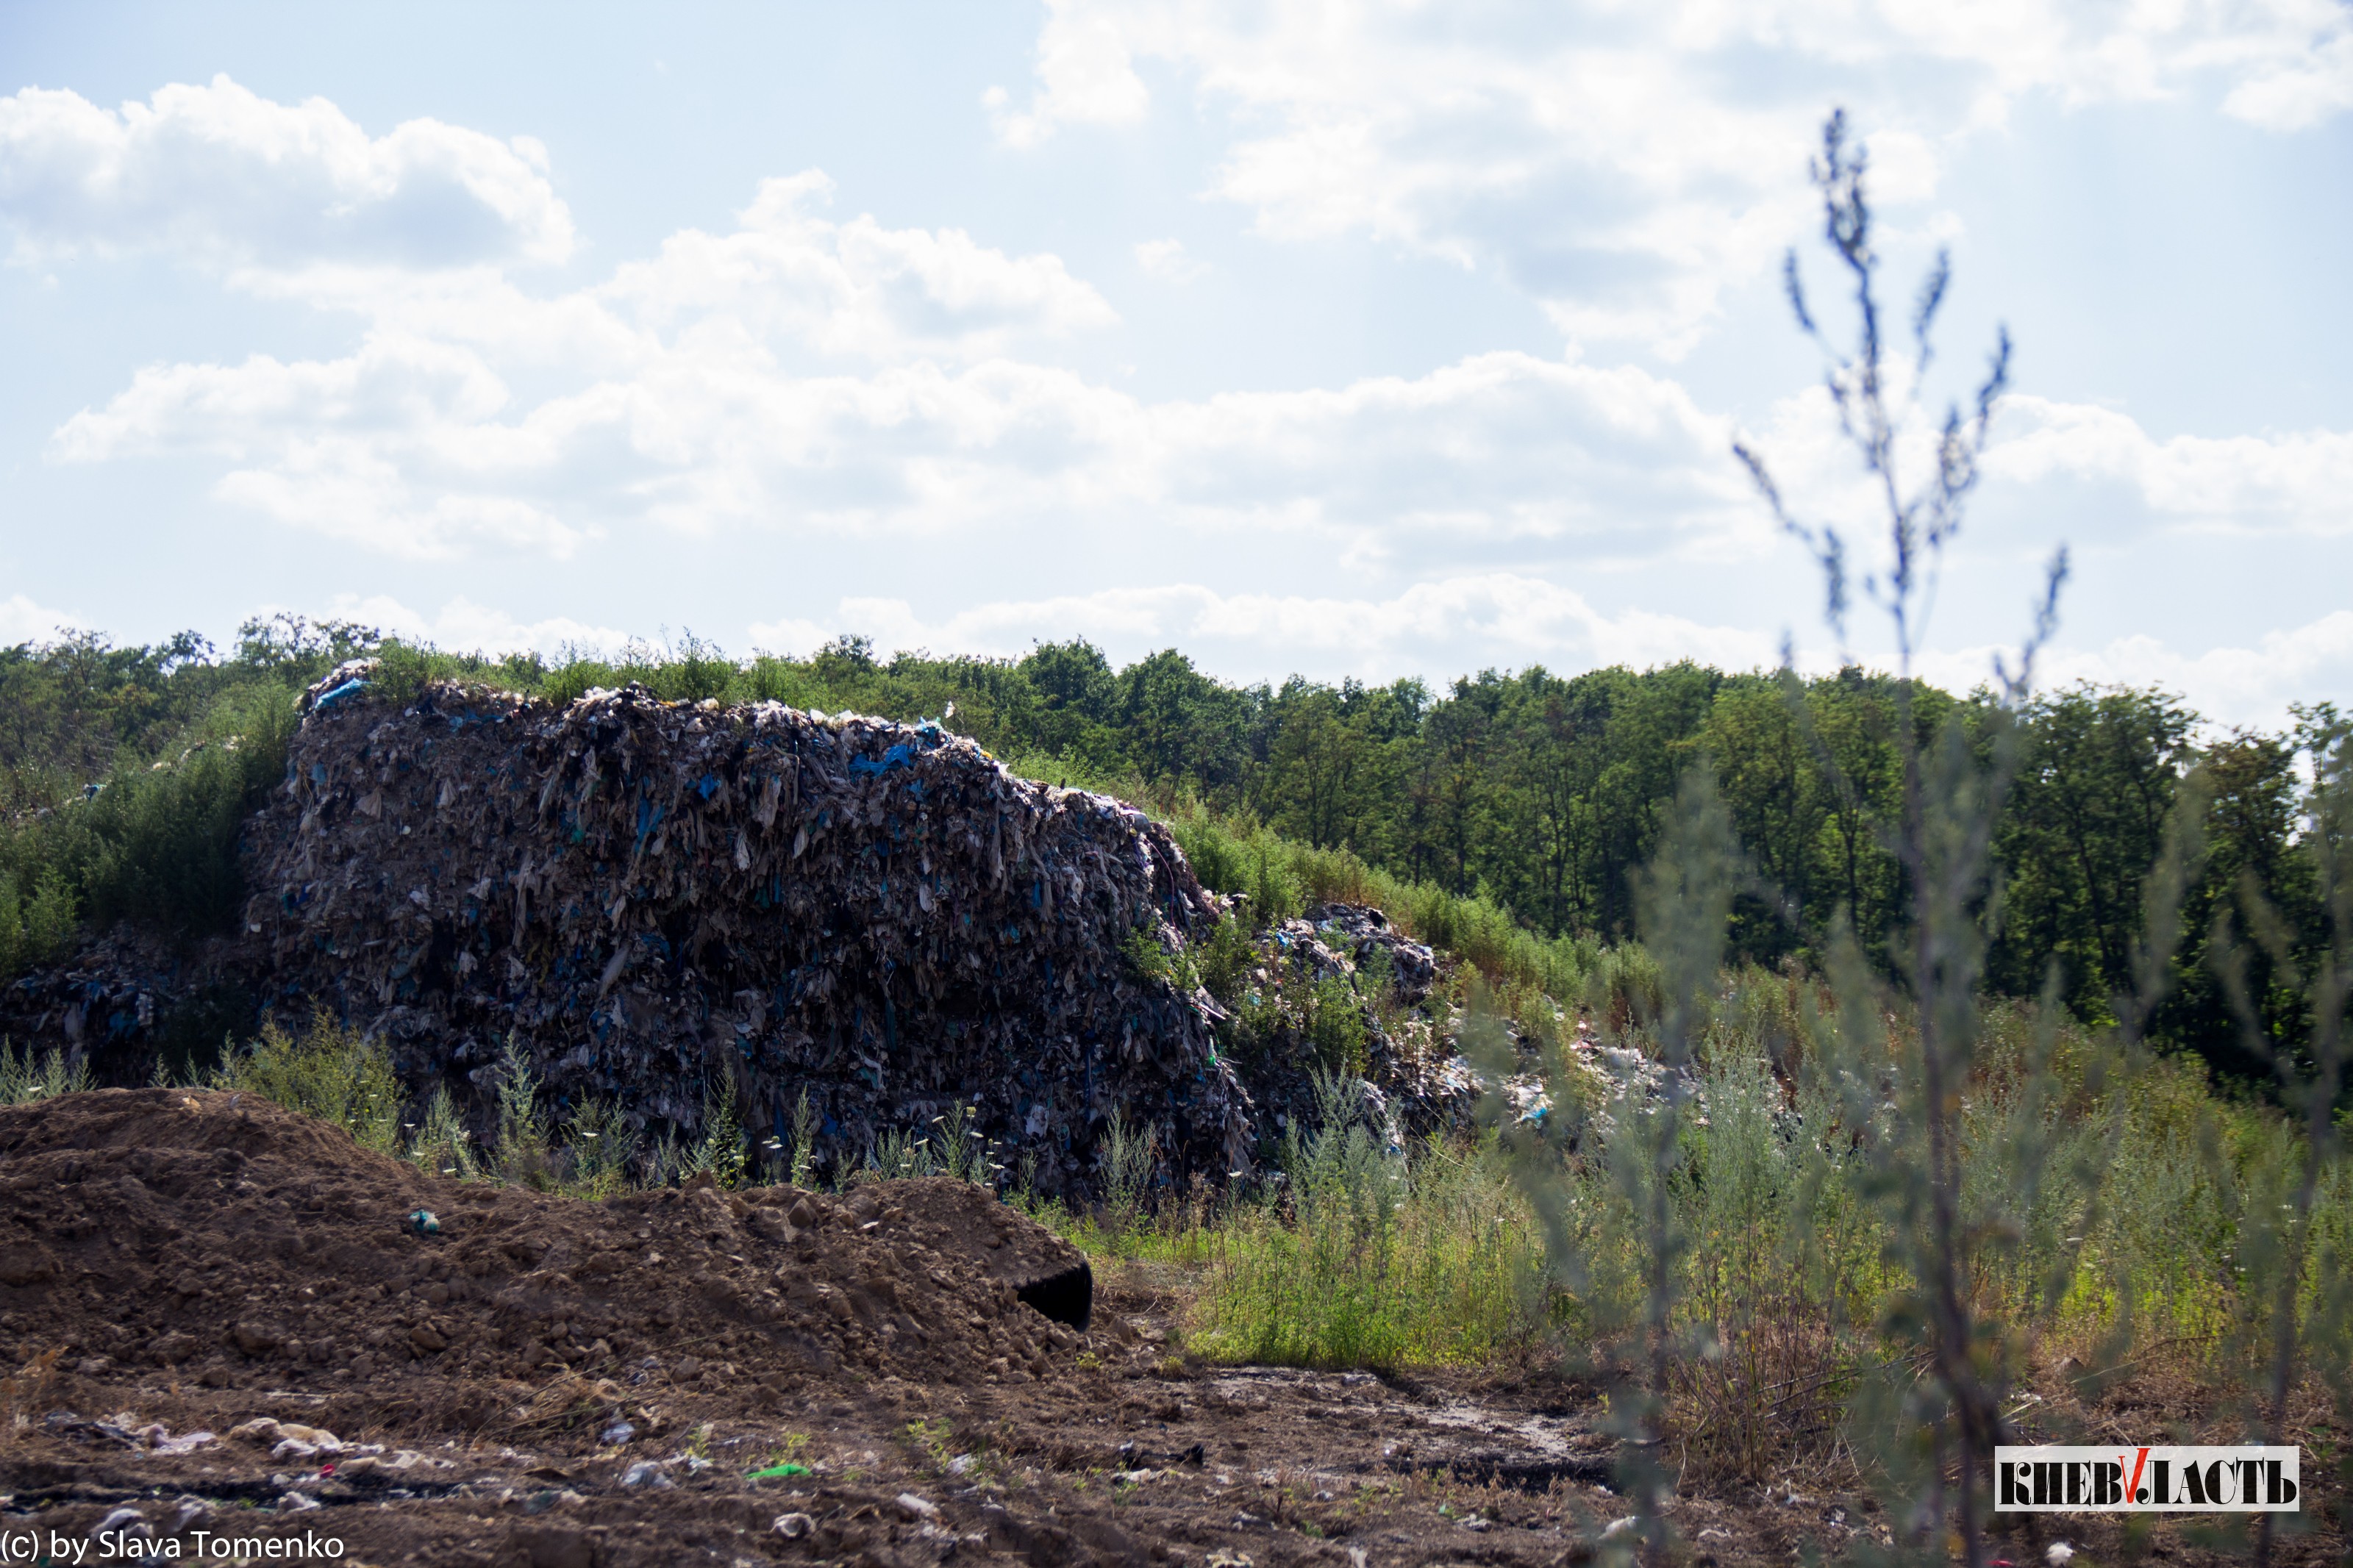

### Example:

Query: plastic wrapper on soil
xmin=244 ymin=669 xmax=1252 ymax=1198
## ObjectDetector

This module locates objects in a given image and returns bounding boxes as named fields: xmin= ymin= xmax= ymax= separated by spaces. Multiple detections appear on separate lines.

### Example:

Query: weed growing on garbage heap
xmin=560 ymin=1095 xmax=640 ymax=1199
xmin=1101 ymin=1109 xmax=1160 ymax=1242
xmin=409 ymin=1084 xmax=480 ymax=1180
xmin=851 ymin=1103 xmax=1001 ymax=1189
xmin=789 ymin=1086 xmax=821 ymax=1189
xmin=684 ymin=1070 xmax=749 ymax=1188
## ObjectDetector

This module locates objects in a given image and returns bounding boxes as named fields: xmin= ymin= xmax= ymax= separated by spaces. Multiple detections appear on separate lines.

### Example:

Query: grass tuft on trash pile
xmin=171 ymin=1010 xmax=1024 ymax=1202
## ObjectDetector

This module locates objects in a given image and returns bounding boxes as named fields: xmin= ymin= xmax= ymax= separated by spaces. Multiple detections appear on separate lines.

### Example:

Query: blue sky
xmin=3 ymin=0 xmax=2349 ymax=726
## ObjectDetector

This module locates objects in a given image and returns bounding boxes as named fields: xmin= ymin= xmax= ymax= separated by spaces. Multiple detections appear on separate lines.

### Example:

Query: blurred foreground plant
xmin=1461 ymin=106 xmax=2203 ymax=1564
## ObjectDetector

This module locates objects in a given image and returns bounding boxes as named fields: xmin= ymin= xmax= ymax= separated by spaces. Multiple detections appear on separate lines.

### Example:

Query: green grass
xmin=1011 ymin=977 xmax=2353 ymax=1475
xmin=1188 ymin=1133 xmax=1551 ymax=1369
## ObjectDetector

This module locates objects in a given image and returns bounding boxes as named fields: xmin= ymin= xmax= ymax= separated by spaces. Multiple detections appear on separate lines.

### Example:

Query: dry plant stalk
xmin=1 ymin=1345 xmax=63 ymax=1440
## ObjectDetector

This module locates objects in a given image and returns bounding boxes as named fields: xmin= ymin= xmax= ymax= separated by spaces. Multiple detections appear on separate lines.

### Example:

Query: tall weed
xmin=490 ymin=1038 xmax=556 ymax=1186
xmin=409 ymin=1084 xmax=481 ymax=1180
xmin=562 ymin=1097 xmax=640 ymax=1199
xmin=0 ymin=1040 xmax=91 ymax=1106
xmin=213 ymin=1009 xmax=405 ymax=1157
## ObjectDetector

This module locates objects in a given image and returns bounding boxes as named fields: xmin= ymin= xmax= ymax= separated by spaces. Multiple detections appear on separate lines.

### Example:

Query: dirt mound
xmin=235 ymin=670 xmax=1249 ymax=1197
xmin=0 ymin=1089 xmax=1090 ymax=1437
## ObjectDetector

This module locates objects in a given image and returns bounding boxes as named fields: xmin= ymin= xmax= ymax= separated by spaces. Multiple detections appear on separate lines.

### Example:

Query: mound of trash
xmin=0 ymin=1089 xmax=1093 ymax=1429
xmin=1223 ymin=904 xmax=1474 ymax=1149
xmin=243 ymin=670 xmax=1250 ymax=1195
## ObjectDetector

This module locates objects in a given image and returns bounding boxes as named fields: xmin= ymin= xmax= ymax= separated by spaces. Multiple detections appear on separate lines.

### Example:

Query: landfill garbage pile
xmin=1218 ymin=903 xmax=1479 ymax=1156
xmin=0 ymin=1088 xmax=1098 ymax=1425
xmin=0 ymin=928 xmax=193 ymax=1062
xmin=241 ymin=667 xmax=1251 ymax=1198
xmin=1286 ymin=903 xmax=1439 ymax=1000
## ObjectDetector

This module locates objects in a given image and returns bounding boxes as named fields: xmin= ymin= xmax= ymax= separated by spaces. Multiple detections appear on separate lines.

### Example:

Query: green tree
xmin=1991 ymin=684 xmax=2196 ymax=1015
xmin=1262 ymin=682 xmax=1377 ymax=850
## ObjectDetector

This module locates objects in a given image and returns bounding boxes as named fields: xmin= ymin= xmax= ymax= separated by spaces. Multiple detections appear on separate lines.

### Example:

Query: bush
xmin=213 ymin=1009 xmax=404 ymax=1157
xmin=1304 ymin=971 xmax=1368 ymax=1074
xmin=1191 ymin=914 xmax=1254 ymax=1007
xmin=0 ymin=870 xmax=76 ymax=978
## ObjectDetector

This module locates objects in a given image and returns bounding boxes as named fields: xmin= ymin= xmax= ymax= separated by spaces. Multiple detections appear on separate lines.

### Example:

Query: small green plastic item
xmin=407 ymin=1209 xmax=441 ymax=1237
xmin=746 ymin=1463 xmax=813 ymax=1481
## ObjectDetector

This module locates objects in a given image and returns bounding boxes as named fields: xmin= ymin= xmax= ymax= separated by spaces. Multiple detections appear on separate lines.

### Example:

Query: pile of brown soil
xmin=0 ymin=1089 xmax=1088 ymax=1441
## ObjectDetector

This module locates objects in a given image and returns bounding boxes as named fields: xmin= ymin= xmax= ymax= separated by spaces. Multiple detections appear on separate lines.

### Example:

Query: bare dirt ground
xmin=1 ymin=1091 xmax=2339 ymax=1566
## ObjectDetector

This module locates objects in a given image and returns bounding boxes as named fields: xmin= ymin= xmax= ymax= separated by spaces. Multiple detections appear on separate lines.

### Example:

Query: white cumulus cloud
xmin=306 ymin=593 xmax=631 ymax=657
xmin=0 ymin=75 xmax=574 ymax=268
xmin=1907 ymin=610 xmax=2353 ymax=733
xmin=54 ymin=327 xmax=1746 ymax=568
xmin=1989 ymin=397 xmax=2353 ymax=537
xmin=1133 ymin=237 xmax=1206 ymax=284
xmin=990 ymin=0 xmax=2353 ymax=354
xmin=0 ymin=593 xmax=85 ymax=645
xmin=601 ymin=171 xmax=1119 ymax=363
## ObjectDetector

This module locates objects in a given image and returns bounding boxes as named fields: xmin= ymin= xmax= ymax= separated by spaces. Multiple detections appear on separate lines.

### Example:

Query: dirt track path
xmin=0 ymin=1261 xmax=1906 ymax=1568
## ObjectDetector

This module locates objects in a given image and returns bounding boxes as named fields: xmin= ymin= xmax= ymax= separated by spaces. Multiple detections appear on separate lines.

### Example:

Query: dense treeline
xmin=1 ymin=615 xmax=2340 ymax=1084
